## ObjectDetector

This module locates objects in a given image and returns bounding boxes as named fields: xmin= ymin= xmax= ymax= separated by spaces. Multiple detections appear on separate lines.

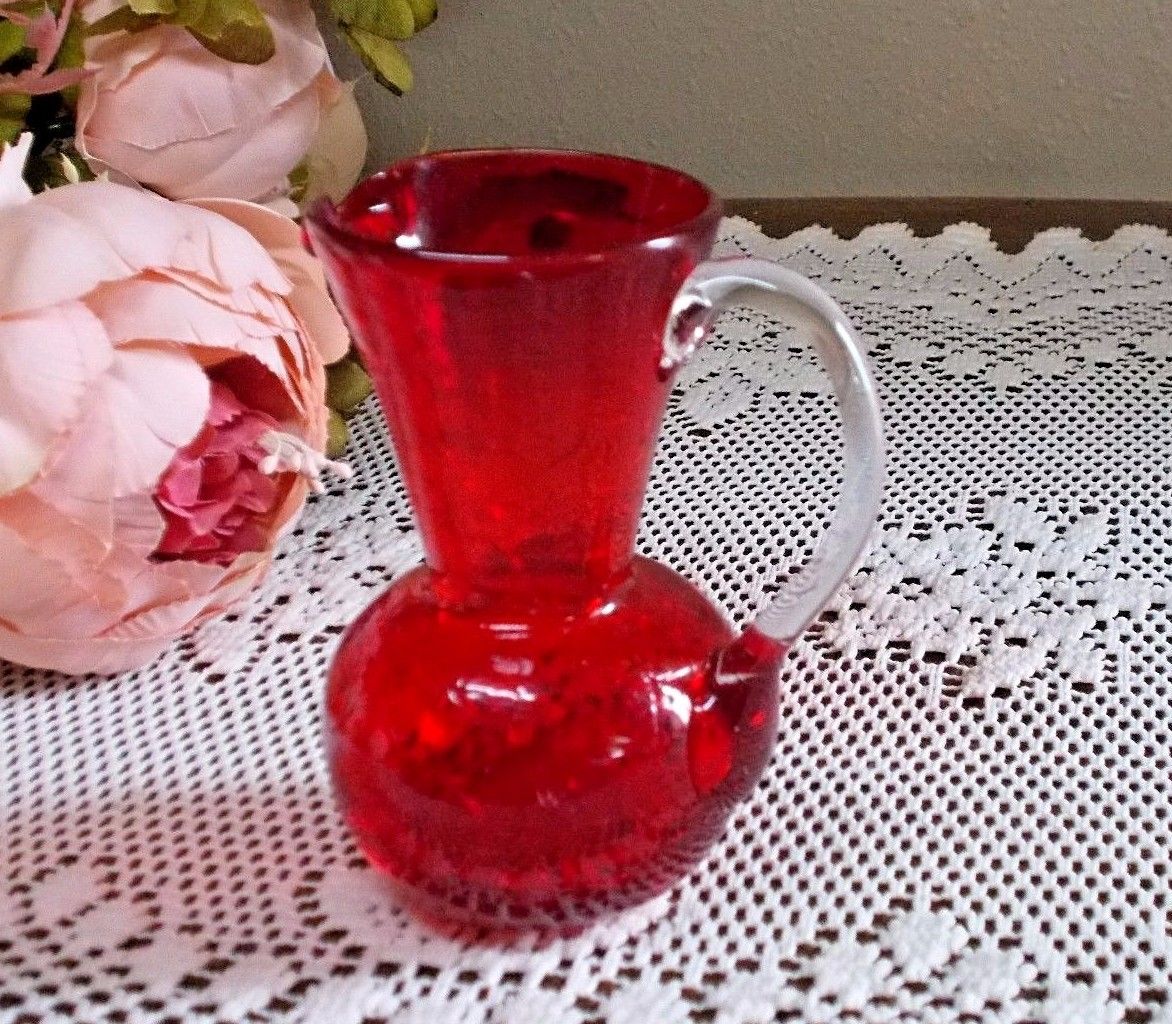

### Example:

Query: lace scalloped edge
xmin=721 ymin=213 xmax=1172 ymax=259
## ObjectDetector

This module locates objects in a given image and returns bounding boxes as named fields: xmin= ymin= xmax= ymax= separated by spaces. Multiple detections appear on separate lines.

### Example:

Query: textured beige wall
xmin=345 ymin=0 xmax=1171 ymax=199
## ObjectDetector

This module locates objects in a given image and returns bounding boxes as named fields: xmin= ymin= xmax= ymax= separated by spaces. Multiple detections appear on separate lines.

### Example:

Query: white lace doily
xmin=4 ymin=217 xmax=1172 ymax=1024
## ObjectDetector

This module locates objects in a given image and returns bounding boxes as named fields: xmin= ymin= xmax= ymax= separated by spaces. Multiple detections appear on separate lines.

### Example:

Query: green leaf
xmin=326 ymin=356 xmax=373 ymax=416
xmin=0 ymin=92 xmax=31 ymax=146
xmin=344 ymin=25 xmax=412 ymax=93
xmin=336 ymin=0 xmax=415 ymax=41
xmin=405 ymin=0 xmax=436 ymax=31
xmin=128 ymin=0 xmax=178 ymax=14
xmin=86 ymin=5 xmax=162 ymax=36
xmin=0 ymin=19 xmax=26 ymax=64
xmin=4 ymin=0 xmax=46 ymax=16
xmin=171 ymin=0 xmax=205 ymax=25
xmin=329 ymin=0 xmax=358 ymax=24
xmin=180 ymin=0 xmax=274 ymax=64
xmin=326 ymin=410 xmax=349 ymax=459
xmin=287 ymin=159 xmax=308 ymax=204
xmin=55 ymin=10 xmax=88 ymax=106
xmin=56 ymin=12 xmax=86 ymax=67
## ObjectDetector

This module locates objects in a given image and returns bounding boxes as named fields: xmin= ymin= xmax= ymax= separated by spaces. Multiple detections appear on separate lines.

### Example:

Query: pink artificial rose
xmin=0 ymin=134 xmax=347 ymax=675
xmin=75 ymin=0 xmax=342 ymax=202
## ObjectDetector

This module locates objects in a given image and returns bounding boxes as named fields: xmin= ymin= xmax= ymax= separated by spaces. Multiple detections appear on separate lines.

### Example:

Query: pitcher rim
xmin=304 ymin=148 xmax=724 ymax=266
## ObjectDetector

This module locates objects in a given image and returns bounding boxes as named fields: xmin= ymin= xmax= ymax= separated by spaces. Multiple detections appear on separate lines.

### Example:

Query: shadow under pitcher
xmin=304 ymin=149 xmax=884 ymax=930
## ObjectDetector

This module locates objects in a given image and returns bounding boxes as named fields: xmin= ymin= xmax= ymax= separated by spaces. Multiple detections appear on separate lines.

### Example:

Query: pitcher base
xmin=325 ymin=557 xmax=781 ymax=930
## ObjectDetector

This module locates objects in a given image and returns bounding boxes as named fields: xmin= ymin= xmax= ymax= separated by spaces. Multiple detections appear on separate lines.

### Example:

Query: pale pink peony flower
xmin=76 ymin=0 xmax=342 ymax=202
xmin=0 ymin=135 xmax=347 ymax=675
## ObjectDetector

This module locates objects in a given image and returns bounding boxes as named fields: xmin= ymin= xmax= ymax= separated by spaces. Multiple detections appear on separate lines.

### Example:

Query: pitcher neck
xmin=373 ymin=325 xmax=674 ymax=615
xmin=430 ymin=556 xmax=637 ymax=613
xmin=419 ymin=517 xmax=642 ymax=612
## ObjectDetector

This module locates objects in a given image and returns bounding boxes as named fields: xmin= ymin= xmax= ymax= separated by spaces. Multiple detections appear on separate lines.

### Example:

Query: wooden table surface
xmin=724 ymin=197 xmax=1172 ymax=252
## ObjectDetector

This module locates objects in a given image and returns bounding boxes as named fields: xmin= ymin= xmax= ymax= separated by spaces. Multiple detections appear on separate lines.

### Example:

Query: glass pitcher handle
xmin=664 ymin=257 xmax=885 ymax=646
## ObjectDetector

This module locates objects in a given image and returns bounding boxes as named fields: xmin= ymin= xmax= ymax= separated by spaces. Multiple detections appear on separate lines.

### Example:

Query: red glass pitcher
xmin=305 ymin=150 xmax=883 ymax=929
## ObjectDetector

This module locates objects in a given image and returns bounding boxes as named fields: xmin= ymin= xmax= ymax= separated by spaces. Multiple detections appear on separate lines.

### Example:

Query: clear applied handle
xmin=664 ymin=258 xmax=885 ymax=646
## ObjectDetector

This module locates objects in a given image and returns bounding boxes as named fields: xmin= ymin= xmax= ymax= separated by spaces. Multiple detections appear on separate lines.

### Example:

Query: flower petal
xmin=0 ymin=302 xmax=112 ymax=495
xmin=0 ymin=620 xmax=170 ymax=675
xmin=0 ymin=182 xmax=289 ymax=318
xmin=190 ymin=198 xmax=351 ymax=365
xmin=33 ymin=343 xmax=209 ymax=519
xmin=303 ymin=82 xmax=367 ymax=206
xmin=0 ymin=133 xmax=34 ymax=210
xmin=0 ymin=518 xmax=124 ymax=637
xmin=86 ymin=275 xmax=291 ymax=347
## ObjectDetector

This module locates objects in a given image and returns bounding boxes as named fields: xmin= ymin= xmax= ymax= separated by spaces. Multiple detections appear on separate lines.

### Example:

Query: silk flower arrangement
xmin=0 ymin=0 xmax=439 ymax=673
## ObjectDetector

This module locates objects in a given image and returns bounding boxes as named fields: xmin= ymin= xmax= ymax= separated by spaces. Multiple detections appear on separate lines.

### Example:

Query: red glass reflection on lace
xmin=307 ymin=151 xmax=784 ymax=929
